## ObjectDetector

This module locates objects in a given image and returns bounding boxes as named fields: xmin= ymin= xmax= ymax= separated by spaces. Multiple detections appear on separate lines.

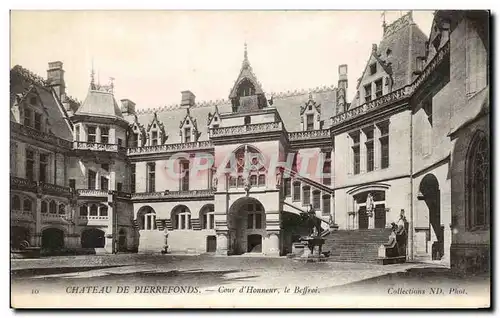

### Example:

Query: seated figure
xmin=383 ymin=222 xmax=399 ymax=257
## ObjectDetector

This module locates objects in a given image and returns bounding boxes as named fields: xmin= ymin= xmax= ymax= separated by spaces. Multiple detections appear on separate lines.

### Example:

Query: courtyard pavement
xmin=11 ymin=254 xmax=490 ymax=300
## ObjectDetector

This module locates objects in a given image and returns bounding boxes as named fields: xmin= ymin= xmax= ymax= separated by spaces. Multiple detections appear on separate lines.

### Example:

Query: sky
xmin=10 ymin=10 xmax=434 ymax=110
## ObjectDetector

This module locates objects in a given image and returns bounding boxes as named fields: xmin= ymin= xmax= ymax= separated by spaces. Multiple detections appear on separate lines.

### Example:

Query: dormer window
xmin=364 ymin=84 xmax=372 ymax=102
xmin=34 ymin=113 xmax=42 ymax=131
xmin=214 ymin=117 xmax=218 ymax=122
xmin=369 ymin=63 xmax=377 ymax=75
xmin=306 ymin=114 xmax=314 ymax=131
xmin=237 ymin=79 xmax=256 ymax=97
xmin=375 ymin=79 xmax=383 ymax=99
xmin=132 ymin=133 xmax=139 ymax=147
xmin=186 ymin=119 xmax=189 ymax=125
xmin=184 ymin=128 xmax=191 ymax=143
xmin=308 ymin=105 xmax=312 ymax=111
xmin=24 ymin=108 xmax=32 ymax=127
xmin=151 ymin=131 xmax=158 ymax=146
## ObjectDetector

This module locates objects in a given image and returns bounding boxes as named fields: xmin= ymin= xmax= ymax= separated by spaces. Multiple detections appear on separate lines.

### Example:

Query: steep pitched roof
xmin=10 ymin=65 xmax=73 ymax=141
xmin=76 ymin=89 xmax=124 ymax=119
xmin=228 ymin=44 xmax=265 ymax=99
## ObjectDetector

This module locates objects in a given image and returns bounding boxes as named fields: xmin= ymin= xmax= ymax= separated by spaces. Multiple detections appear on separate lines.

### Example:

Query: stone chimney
xmin=47 ymin=61 xmax=65 ymax=98
xmin=337 ymin=64 xmax=348 ymax=114
xmin=181 ymin=90 xmax=196 ymax=108
xmin=120 ymin=99 xmax=136 ymax=115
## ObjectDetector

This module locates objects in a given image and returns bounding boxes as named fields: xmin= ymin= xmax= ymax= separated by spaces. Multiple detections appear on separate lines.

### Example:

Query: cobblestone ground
xmin=11 ymin=254 xmax=490 ymax=298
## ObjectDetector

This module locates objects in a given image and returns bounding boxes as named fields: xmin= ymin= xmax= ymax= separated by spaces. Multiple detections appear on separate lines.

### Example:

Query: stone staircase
xmin=323 ymin=228 xmax=393 ymax=263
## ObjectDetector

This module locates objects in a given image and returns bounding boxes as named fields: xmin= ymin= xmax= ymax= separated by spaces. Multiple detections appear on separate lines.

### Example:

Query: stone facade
xmin=10 ymin=11 xmax=489 ymax=274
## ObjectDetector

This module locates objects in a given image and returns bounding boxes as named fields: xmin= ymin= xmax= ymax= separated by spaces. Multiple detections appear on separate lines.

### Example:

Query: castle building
xmin=10 ymin=11 xmax=489 ymax=274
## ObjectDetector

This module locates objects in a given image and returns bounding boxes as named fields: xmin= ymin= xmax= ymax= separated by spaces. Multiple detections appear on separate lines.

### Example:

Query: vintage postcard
xmin=10 ymin=10 xmax=490 ymax=308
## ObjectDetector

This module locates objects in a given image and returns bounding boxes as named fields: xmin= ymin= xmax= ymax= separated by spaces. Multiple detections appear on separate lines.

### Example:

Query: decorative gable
xmin=146 ymin=112 xmax=166 ymax=146
xmin=179 ymin=108 xmax=200 ymax=143
xmin=13 ymin=85 xmax=51 ymax=133
xmin=207 ymin=105 xmax=221 ymax=129
xmin=300 ymin=93 xmax=322 ymax=131
xmin=128 ymin=115 xmax=146 ymax=147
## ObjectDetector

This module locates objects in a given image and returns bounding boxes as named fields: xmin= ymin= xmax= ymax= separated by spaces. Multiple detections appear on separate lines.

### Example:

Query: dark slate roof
xmin=76 ymin=89 xmax=124 ymax=119
xmin=10 ymin=65 xmax=73 ymax=141
xmin=127 ymin=86 xmax=337 ymax=144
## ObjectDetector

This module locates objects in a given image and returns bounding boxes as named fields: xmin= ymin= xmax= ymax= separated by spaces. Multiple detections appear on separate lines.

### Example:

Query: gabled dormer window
xmin=34 ymin=112 xmax=42 ymax=131
xmin=184 ymin=128 xmax=191 ymax=143
xmin=151 ymin=131 xmax=158 ymax=146
xmin=370 ymin=63 xmax=377 ymax=75
xmin=147 ymin=113 xmax=165 ymax=146
xmin=301 ymin=94 xmax=321 ymax=131
xmin=180 ymin=109 xmax=198 ymax=143
xmin=24 ymin=107 xmax=32 ymax=127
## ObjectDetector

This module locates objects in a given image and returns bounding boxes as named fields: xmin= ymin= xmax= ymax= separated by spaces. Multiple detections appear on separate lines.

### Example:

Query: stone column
xmin=266 ymin=232 xmax=280 ymax=256
xmin=360 ymin=131 xmax=367 ymax=174
xmin=96 ymin=126 xmax=101 ymax=143
xmin=34 ymin=194 xmax=42 ymax=247
xmin=441 ymin=189 xmax=452 ymax=267
xmin=373 ymin=126 xmax=381 ymax=170
xmin=104 ymin=192 xmax=115 ymax=253
xmin=368 ymin=209 xmax=375 ymax=229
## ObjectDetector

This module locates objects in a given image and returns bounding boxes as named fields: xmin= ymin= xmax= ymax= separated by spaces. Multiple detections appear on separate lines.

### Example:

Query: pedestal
xmin=266 ymin=233 xmax=280 ymax=256
xmin=215 ymin=232 xmax=228 ymax=256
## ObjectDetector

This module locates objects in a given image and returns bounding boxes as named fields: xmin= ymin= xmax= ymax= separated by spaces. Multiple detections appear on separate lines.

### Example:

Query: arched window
xmin=79 ymin=205 xmax=88 ymax=216
xmin=201 ymin=205 xmax=215 ymax=230
xmin=89 ymin=204 xmax=98 ymax=216
xmin=172 ymin=206 xmax=191 ymax=230
xmin=58 ymin=204 xmax=66 ymax=215
xmin=12 ymin=195 xmax=21 ymax=210
xmin=41 ymin=200 xmax=48 ymax=214
xmin=302 ymin=186 xmax=311 ymax=206
xmin=143 ymin=210 xmax=156 ymax=230
xmin=468 ymin=133 xmax=490 ymax=229
xmin=99 ymin=205 xmax=108 ymax=217
xmin=23 ymin=199 xmax=32 ymax=212
xmin=231 ymin=145 xmax=267 ymax=189
xmin=49 ymin=200 xmax=57 ymax=214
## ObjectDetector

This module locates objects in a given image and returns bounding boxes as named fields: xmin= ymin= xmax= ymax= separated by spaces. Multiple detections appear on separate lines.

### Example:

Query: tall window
xmin=117 ymin=182 xmax=123 ymax=192
xmin=141 ymin=209 xmax=157 ymax=230
xmin=100 ymin=176 xmax=109 ymax=191
xmin=351 ymin=132 xmax=361 ymax=174
xmin=202 ymin=206 xmax=215 ymax=230
xmin=89 ymin=204 xmax=98 ymax=216
xmin=75 ymin=126 xmax=80 ymax=141
xmin=184 ymin=128 xmax=191 ymax=143
xmin=26 ymin=149 xmax=35 ymax=181
xmin=180 ymin=160 xmax=189 ymax=191
xmin=100 ymin=205 xmax=108 ymax=217
xmin=59 ymin=204 xmax=66 ymax=215
xmin=322 ymin=195 xmax=331 ymax=216
xmin=302 ymin=185 xmax=311 ymax=206
xmin=24 ymin=108 xmax=32 ymax=127
xmin=369 ymin=63 xmax=377 ymax=75
xmin=41 ymin=200 xmax=48 ymax=213
xmin=79 ymin=205 xmax=87 ymax=216
xmin=293 ymin=181 xmax=301 ymax=201
xmin=375 ymin=79 xmax=383 ymax=99
xmin=132 ymin=133 xmax=139 ymax=147
xmin=365 ymin=128 xmax=374 ymax=172
xmin=130 ymin=164 xmax=136 ymax=193
xmin=49 ymin=200 xmax=57 ymax=214
xmin=364 ymin=84 xmax=372 ymax=102
xmin=39 ymin=153 xmax=48 ymax=183
xmin=88 ymin=169 xmax=96 ymax=189
xmin=379 ymin=123 xmax=390 ymax=169
xmin=306 ymin=114 xmax=314 ymax=131
xmin=34 ymin=113 xmax=42 ymax=131
xmin=24 ymin=199 xmax=33 ymax=213
xmin=246 ymin=202 xmax=263 ymax=229
xmin=101 ymin=127 xmax=109 ymax=144
xmin=322 ymin=151 xmax=332 ymax=185
xmin=284 ymin=178 xmax=291 ymax=197
xmin=312 ymin=190 xmax=321 ymax=210
xmin=151 ymin=131 xmax=158 ymax=146
xmin=12 ymin=195 xmax=21 ymax=210
xmin=88 ymin=126 xmax=97 ymax=143
xmin=147 ymin=163 xmax=156 ymax=192
xmin=468 ymin=133 xmax=489 ymax=229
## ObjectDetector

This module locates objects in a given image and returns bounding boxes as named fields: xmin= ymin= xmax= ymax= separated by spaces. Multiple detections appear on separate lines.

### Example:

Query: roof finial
xmin=242 ymin=42 xmax=250 ymax=69
xmin=90 ymin=58 xmax=95 ymax=89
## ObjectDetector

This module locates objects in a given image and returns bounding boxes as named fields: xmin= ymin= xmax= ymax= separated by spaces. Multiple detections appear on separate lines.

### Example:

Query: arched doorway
xmin=11 ymin=226 xmax=29 ymax=249
xmin=81 ymin=228 xmax=105 ymax=248
xmin=353 ymin=191 xmax=386 ymax=229
xmin=118 ymin=228 xmax=127 ymax=252
xmin=247 ymin=234 xmax=262 ymax=253
xmin=42 ymin=228 xmax=64 ymax=250
xmin=228 ymin=197 xmax=265 ymax=255
xmin=419 ymin=174 xmax=442 ymax=260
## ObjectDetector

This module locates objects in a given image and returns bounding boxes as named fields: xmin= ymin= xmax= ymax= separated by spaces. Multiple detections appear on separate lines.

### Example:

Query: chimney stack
xmin=337 ymin=64 xmax=348 ymax=114
xmin=120 ymin=99 xmax=136 ymax=115
xmin=372 ymin=44 xmax=378 ymax=54
xmin=181 ymin=90 xmax=196 ymax=108
xmin=47 ymin=61 xmax=65 ymax=98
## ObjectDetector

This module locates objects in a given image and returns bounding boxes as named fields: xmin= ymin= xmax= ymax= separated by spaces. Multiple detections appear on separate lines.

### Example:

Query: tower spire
xmin=242 ymin=42 xmax=250 ymax=69
xmin=90 ymin=58 xmax=95 ymax=89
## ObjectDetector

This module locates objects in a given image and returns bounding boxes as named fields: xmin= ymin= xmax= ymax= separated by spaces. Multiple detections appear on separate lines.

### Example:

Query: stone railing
xmin=127 ymin=140 xmax=213 ymax=156
xmin=210 ymin=122 xmax=283 ymax=138
xmin=73 ymin=141 xmax=127 ymax=154
xmin=42 ymin=213 xmax=72 ymax=221
xmin=10 ymin=176 xmax=38 ymax=191
xmin=79 ymin=215 xmax=109 ymax=220
xmin=77 ymin=189 xmax=109 ymax=197
xmin=11 ymin=122 xmax=72 ymax=149
xmin=39 ymin=182 xmax=72 ymax=197
xmin=331 ymin=41 xmax=450 ymax=126
xmin=288 ymin=129 xmax=331 ymax=141
xmin=131 ymin=189 xmax=214 ymax=200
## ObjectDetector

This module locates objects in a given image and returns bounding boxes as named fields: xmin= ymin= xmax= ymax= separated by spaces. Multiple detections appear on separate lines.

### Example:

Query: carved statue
xmin=366 ymin=193 xmax=374 ymax=216
xmin=300 ymin=205 xmax=322 ymax=238
xmin=275 ymin=168 xmax=283 ymax=189
xmin=212 ymin=174 xmax=218 ymax=191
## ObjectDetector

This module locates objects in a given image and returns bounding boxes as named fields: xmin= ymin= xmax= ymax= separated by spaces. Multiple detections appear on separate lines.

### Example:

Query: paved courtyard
xmin=11 ymin=254 xmax=490 ymax=298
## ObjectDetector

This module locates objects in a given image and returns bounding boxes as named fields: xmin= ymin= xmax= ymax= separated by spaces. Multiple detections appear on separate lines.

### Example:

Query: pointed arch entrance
xmin=228 ymin=197 xmax=266 ymax=255
xmin=419 ymin=174 xmax=442 ymax=260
